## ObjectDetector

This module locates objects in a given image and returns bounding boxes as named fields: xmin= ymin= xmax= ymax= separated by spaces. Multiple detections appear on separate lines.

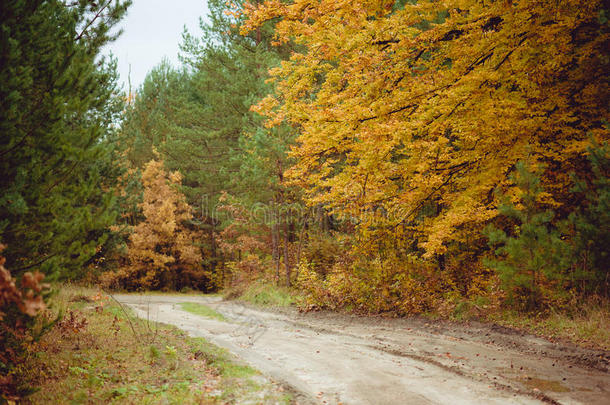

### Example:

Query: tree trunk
xmin=295 ymin=212 xmax=310 ymax=280
xmin=272 ymin=203 xmax=280 ymax=284
xmin=220 ymin=255 xmax=225 ymax=289
xmin=284 ymin=219 xmax=291 ymax=287
xmin=209 ymin=220 xmax=217 ymax=267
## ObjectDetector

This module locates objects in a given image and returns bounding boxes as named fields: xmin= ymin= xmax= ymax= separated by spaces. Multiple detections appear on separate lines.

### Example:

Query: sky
xmin=104 ymin=0 xmax=210 ymax=91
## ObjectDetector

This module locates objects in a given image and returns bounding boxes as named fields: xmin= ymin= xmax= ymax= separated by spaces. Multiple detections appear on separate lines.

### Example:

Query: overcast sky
xmin=104 ymin=0 xmax=210 ymax=91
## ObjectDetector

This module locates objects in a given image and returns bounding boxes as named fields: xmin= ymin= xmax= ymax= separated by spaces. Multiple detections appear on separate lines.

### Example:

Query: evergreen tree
xmin=169 ymin=0 xmax=289 ymax=210
xmin=116 ymin=0 xmax=296 ymax=279
xmin=485 ymin=162 xmax=572 ymax=310
xmin=121 ymin=60 xmax=184 ymax=168
xmin=0 ymin=0 xmax=131 ymax=278
xmin=116 ymin=0 xmax=304 ymax=286
xmin=174 ymin=0 xmax=299 ymax=283
xmin=568 ymin=140 xmax=610 ymax=295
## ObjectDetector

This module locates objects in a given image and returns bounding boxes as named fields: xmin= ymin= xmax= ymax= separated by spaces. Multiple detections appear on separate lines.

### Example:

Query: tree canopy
xmin=243 ymin=0 xmax=609 ymax=258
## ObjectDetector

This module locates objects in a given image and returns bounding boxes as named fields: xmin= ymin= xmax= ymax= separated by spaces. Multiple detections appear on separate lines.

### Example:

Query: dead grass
xmin=516 ymin=376 xmax=571 ymax=393
xmin=21 ymin=284 xmax=291 ymax=404
xmin=488 ymin=301 xmax=610 ymax=350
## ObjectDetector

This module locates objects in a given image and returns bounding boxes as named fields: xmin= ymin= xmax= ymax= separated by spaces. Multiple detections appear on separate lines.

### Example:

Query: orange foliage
xmin=297 ymin=251 xmax=504 ymax=316
xmin=217 ymin=193 xmax=271 ymax=258
xmin=0 ymin=252 xmax=47 ymax=320
xmin=0 ymin=245 xmax=48 ymax=401
xmin=297 ymin=253 xmax=448 ymax=314
xmin=100 ymin=159 xmax=208 ymax=291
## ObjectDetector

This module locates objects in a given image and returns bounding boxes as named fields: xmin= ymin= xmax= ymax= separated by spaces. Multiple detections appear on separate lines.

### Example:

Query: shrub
xmin=225 ymin=254 xmax=266 ymax=289
xmin=0 ymin=245 xmax=49 ymax=401
xmin=301 ymin=232 xmax=346 ymax=277
xmin=297 ymin=253 xmax=456 ymax=315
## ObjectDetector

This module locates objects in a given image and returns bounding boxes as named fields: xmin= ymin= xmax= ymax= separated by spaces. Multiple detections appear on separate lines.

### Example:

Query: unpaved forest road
xmin=115 ymin=294 xmax=609 ymax=405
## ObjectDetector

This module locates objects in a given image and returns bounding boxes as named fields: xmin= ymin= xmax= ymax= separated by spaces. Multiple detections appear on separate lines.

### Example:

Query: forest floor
xmin=115 ymin=294 xmax=610 ymax=405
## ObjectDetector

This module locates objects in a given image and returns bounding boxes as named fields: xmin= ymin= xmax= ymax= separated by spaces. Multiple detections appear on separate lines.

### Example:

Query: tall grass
xmin=226 ymin=281 xmax=297 ymax=307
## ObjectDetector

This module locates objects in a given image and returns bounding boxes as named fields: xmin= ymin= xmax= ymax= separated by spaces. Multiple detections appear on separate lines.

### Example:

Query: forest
xmin=1 ymin=0 xmax=609 ymax=401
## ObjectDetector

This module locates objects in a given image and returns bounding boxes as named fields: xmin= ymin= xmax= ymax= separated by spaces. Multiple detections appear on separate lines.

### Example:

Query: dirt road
xmin=114 ymin=294 xmax=609 ymax=405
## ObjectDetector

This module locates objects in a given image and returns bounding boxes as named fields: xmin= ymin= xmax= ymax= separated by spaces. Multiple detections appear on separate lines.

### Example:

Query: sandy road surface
xmin=114 ymin=294 xmax=609 ymax=405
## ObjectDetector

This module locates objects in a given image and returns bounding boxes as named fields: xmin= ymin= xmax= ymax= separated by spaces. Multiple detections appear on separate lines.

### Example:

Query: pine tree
xmin=568 ymin=140 xmax=610 ymax=295
xmin=121 ymin=60 xmax=185 ymax=168
xmin=0 ymin=1 xmax=131 ymax=279
xmin=117 ymin=0 xmax=299 ymax=284
xmin=485 ymin=162 xmax=572 ymax=310
xmin=167 ymin=0 xmax=291 ymax=210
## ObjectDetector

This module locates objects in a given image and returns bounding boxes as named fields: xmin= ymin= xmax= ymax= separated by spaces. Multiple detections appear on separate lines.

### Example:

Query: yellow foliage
xmin=297 ymin=254 xmax=456 ymax=315
xmin=243 ymin=0 xmax=609 ymax=257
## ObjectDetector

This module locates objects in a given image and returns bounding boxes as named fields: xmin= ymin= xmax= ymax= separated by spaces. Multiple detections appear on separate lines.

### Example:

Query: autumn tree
xmin=243 ymin=0 xmax=608 ymax=254
xmin=101 ymin=159 xmax=208 ymax=291
xmin=242 ymin=0 xmax=609 ymax=302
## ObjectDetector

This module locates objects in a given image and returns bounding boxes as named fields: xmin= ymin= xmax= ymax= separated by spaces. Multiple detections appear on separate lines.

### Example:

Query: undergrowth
xmin=487 ymin=302 xmax=610 ymax=350
xmin=22 ymin=285 xmax=291 ymax=404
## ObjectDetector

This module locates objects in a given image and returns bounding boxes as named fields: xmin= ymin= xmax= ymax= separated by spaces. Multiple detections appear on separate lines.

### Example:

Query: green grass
xmin=24 ymin=285 xmax=291 ymax=404
xmin=188 ymin=338 xmax=256 ymax=379
xmin=179 ymin=302 xmax=227 ymax=321
xmin=231 ymin=282 xmax=297 ymax=307
xmin=185 ymin=337 xmax=293 ymax=403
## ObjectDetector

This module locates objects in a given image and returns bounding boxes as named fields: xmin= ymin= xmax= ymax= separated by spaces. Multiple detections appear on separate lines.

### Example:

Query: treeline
xmin=108 ymin=0 xmax=609 ymax=315
xmin=101 ymin=0 xmax=299 ymax=290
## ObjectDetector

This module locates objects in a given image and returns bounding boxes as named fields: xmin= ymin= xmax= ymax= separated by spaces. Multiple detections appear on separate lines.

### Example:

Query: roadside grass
xmin=24 ymin=285 xmax=291 ymax=404
xmin=226 ymin=282 xmax=297 ymax=307
xmin=180 ymin=303 xmax=226 ymax=321
xmin=423 ymin=293 xmax=610 ymax=350
xmin=488 ymin=304 xmax=610 ymax=350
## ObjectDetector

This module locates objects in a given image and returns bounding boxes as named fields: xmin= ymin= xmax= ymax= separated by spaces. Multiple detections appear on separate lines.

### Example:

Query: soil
xmin=115 ymin=294 xmax=610 ymax=405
